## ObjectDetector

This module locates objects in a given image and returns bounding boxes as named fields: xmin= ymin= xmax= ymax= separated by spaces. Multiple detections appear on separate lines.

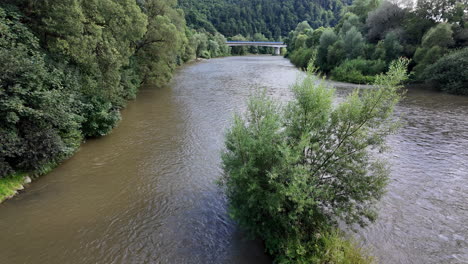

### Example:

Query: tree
xmin=366 ymin=1 xmax=406 ymax=42
xmin=307 ymin=26 xmax=326 ymax=48
xmin=422 ymin=47 xmax=468 ymax=95
xmin=192 ymin=32 xmax=209 ymax=57
xmin=0 ymin=0 xmax=196 ymax=179
xmin=346 ymin=0 xmax=381 ymax=22
xmin=317 ymin=29 xmax=339 ymax=71
xmin=222 ymin=58 xmax=409 ymax=263
xmin=0 ymin=6 xmax=82 ymax=176
xmin=230 ymin=34 xmax=249 ymax=55
xmin=179 ymin=0 xmax=350 ymax=38
xmin=421 ymin=23 xmax=454 ymax=48
xmin=135 ymin=0 xmax=188 ymax=87
xmin=338 ymin=12 xmax=362 ymax=36
xmin=383 ymin=31 xmax=403 ymax=62
xmin=415 ymin=0 xmax=465 ymax=22
xmin=413 ymin=23 xmax=454 ymax=78
xmin=343 ymin=26 xmax=365 ymax=59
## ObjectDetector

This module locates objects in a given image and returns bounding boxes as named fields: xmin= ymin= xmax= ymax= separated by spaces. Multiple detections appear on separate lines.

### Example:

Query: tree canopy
xmin=179 ymin=0 xmax=353 ymax=39
xmin=0 ymin=0 xmax=232 ymax=179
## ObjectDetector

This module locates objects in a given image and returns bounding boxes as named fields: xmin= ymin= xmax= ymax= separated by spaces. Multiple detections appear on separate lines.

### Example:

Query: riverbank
xmin=0 ymin=173 xmax=28 ymax=203
xmin=0 ymin=57 xmax=213 ymax=204
xmin=0 ymin=162 xmax=60 ymax=203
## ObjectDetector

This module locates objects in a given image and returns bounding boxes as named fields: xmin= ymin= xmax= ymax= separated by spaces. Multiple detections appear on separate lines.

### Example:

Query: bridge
xmin=226 ymin=41 xmax=287 ymax=55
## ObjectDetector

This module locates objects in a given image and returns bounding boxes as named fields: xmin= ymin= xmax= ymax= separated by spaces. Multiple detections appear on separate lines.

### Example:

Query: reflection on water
xmin=0 ymin=56 xmax=466 ymax=264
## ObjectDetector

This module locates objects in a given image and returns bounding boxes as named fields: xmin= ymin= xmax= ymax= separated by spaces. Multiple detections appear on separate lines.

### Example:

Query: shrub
xmin=80 ymin=97 xmax=122 ymax=138
xmin=331 ymin=59 xmax=386 ymax=84
xmin=309 ymin=230 xmax=374 ymax=264
xmin=290 ymin=47 xmax=315 ymax=69
xmin=422 ymin=47 xmax=468 ymax=95
xmin=222 ymin=59 xmax=408 ymax=263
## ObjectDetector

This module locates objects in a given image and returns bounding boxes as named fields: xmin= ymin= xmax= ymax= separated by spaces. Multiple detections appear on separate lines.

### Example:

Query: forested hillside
xmin=179 ymin=0 xmax=353 ymax=39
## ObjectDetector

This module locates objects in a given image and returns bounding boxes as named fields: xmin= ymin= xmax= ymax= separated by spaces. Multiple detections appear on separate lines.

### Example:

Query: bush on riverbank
xmin=331 ymin=59 xmax=387 ymax=84
xmin=221 ymin=59 xmax=408 ymax=263
xmin=0 ymin=173 xmax=26 ymax=202
xmin=422 ymin=47 xmax=468 ymax=95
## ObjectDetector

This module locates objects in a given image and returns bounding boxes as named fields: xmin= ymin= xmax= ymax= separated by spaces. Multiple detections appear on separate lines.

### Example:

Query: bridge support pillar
xmin=274 ymin=47 xmax=281 ymax=56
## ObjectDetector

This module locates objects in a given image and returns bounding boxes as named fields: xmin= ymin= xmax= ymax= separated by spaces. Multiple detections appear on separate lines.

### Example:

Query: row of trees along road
xmin=286 ymin=0 xmax=468 ymax=95
xmin=0 ymin=0 xmax=230 ymax=182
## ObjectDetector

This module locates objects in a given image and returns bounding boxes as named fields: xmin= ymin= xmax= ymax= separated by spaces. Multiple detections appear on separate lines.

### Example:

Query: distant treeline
xmin=0 ymin=0 xmax=230 ymax=179
xmin=179 ymin=0 xmax=353 ymax=39
xmin=286 ymin=0 xmax=468 ymax=95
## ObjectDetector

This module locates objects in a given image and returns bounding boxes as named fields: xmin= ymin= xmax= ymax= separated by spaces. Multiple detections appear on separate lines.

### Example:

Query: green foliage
xmin=80 ymin=97 xmax=121 ymax=138
xmin=415 ymin=0 xmax=466 ymax=23
xmin=309 ymin=230 xmax=374 ymax=264
xmin=0 ymin=173 xmax=25 ymax=202
xmin=0 ymin=6 xmax=82 ymax=176
xmin=422 ymin=48 xmax=468 ymax=95
xmin=345 ymin=0 xmax=380 ymax=22
xmin=421 ymin=23 xmax=454 ymax=48
xmin=222 ymin=59 xmax=408 ymax=263
xmin=413 ymin=23 xmax=454 ymax=79
xmin=290 ymin=48 xmax=315 ymax=69
xmin=317 ymin=29 xmax=340 ymax=72
xmin=230 ymin=34 xmax=249 ymax=55
xmin=1 ymin=0 xmax=224 ymax=179
xmin=343 ymin=26 xmax=365 ymax=59
xmin=286 ymin=0 xmax=465 ymax=92
xmin=331 ymin=59 xmax=386 ymax=84
xmin=179 ymin=0 xmax=351 ymax=39
xmin=383 ymin=31 xmax=403 ymax=62
xmin=365 ymin=1 xmax=406 ymax=42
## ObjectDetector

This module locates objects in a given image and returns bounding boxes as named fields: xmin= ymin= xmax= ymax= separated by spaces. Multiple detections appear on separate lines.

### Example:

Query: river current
xmin=0 ymin=56 xmax=467 ymax=264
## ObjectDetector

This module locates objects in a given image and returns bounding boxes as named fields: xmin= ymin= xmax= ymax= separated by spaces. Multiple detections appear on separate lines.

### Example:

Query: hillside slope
xmin=179 ymin=0 xmax=353 ymax=38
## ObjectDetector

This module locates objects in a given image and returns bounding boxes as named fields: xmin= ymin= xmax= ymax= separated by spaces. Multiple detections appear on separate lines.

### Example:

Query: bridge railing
xmin=226 ymin=41 xmax=285 ymax=45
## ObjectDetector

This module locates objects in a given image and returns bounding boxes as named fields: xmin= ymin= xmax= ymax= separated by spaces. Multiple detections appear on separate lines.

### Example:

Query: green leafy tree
xmin=413 ymin=23 xmax=454 ymax=78
xmin=222 ymin=58 xmax=409 ymax=263
xmin=422 ymin=47 xmax=468 ymax=95
xmin=135 ymin=0 xmax=188 ymax=87
xmin=0 ymin=6 xmax=82 ymax=176
xmin=415 ymin=0 xmax=465 ymax=22
xmin=383 ymin=31 xmax=403 ymax=62
xmin=338 ymin=12 xmax=362 ymax=36
xmin=421 ymin=23 xmax=455 ymax=48
xmin=346 ymin=0 xmax=381 ymax=22
xmin=366 ymin=1 xmax=406 ymax=42
xmin=317 ymin=29 xmax=339 ymax=71
xmin=343 ymin=26 xmax=365 ymax=59
xmin=230 ymin=34 xmax=249 ymax=55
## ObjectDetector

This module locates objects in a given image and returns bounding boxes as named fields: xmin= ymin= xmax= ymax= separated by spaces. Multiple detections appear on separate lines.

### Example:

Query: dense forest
xmin=0 ymin=0 xmax=232 ymax=188
xmin=286 ymin=0 xmax=468 ymax=94
xmin=179 ymin=0 xmax=353 ymax=39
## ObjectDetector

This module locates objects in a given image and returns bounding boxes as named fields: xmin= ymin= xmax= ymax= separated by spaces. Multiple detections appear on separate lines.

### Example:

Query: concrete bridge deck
xmin=226 ymin=41 xmax=287 ymax=55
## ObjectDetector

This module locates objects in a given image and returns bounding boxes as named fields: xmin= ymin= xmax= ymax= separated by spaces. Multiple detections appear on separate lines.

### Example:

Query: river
xmin=0 ymin=56 xmax=467 ymax=264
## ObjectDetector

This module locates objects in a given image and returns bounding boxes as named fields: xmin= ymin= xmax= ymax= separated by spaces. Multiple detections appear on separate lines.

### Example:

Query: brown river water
xmin=0 ymin=56 xmax=467 ymax=264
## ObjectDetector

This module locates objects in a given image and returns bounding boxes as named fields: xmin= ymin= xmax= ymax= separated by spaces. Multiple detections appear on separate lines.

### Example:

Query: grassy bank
xmin=0 ymin=154 xmax=73 ymax=204
xmin=0 ymin=173 xmax=28 ymax=203
xmin=312 ymin=230 xmax=374 ymax=264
